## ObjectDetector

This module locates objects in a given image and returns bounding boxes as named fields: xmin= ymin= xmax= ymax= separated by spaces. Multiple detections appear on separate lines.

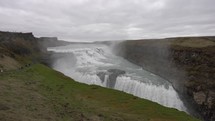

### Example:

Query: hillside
xmin=116 ymin=37 xmax=215 ymax=121
xmin=0 ymin=64 xmax=198 ymax=121
xmin=0 ymin=31 xmax=40 ymax=71
xmin=0 ymin=31 xmax=70 ymax=71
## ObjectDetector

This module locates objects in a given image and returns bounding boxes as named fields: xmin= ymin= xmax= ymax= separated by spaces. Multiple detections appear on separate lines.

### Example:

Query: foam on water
xmin=48 ymin=44 xmax=187 ymax=112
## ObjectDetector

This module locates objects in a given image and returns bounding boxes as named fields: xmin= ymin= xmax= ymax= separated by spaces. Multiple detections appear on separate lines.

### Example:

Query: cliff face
xmin=37 ymin=37 xmax=73 ymax=67
xmin=38 ymin=37 xmax=71 ymax=49
xmin=116 ymin=37 xmax=215 ymax=121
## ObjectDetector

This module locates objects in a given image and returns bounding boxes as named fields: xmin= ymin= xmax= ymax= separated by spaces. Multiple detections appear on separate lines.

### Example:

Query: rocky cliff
xmin=116 ymin=37 xmax=215 ymax=121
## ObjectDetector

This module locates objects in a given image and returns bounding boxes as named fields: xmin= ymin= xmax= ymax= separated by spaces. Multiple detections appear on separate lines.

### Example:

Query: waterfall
xmin=48 ymin=43 xmax=187 ymax=112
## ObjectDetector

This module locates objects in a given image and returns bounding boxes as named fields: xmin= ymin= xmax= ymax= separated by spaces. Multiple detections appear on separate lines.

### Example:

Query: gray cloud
xmin=0 ymin=0 xmax=214 ymax=41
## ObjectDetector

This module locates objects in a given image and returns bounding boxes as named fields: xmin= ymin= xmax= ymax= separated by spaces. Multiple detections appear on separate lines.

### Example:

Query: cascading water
xmin=48 ymin=43 xmax=187 ymax=112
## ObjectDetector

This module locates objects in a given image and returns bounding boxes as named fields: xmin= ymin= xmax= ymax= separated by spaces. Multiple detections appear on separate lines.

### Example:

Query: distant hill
xmin=38 ymin=37 xmax=71 ymax=48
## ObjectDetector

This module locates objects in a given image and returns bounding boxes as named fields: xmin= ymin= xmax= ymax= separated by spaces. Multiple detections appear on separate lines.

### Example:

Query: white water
xmin=48 ymin=43 xmax=187 ymax=112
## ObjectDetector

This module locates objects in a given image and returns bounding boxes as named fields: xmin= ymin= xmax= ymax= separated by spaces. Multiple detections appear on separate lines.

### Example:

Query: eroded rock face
xmin=115 ymin=38 xmax=215 ymax=121
xmin=97 ymin=69 xmax=126 ymax=88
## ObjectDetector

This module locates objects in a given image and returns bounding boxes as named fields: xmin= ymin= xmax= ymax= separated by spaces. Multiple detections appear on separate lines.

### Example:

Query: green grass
xmin=0 ymin=64 xmax=200 ymax=121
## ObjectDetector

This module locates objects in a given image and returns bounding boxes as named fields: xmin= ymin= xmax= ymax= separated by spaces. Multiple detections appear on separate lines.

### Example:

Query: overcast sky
xmin=0 ymin=0 xmax=215 ymax=41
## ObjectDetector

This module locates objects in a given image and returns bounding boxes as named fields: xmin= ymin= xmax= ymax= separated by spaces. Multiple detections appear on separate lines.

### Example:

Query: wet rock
xmin=97 ymin=69 xmax=126 ymax=88
xmin=107 ymin=69 xmax=125 ymax=88
xmin=97 ymin=72 xmax=106 ymax=83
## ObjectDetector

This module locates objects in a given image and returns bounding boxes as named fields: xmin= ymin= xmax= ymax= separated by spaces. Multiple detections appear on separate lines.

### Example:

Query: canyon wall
xmin=116 ymin=37 xmax=215 ymax=121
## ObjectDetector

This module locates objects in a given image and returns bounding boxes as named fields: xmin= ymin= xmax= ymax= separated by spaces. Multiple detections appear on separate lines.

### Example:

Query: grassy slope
xmin=0 ymin=64 xmax=199 ymax=121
